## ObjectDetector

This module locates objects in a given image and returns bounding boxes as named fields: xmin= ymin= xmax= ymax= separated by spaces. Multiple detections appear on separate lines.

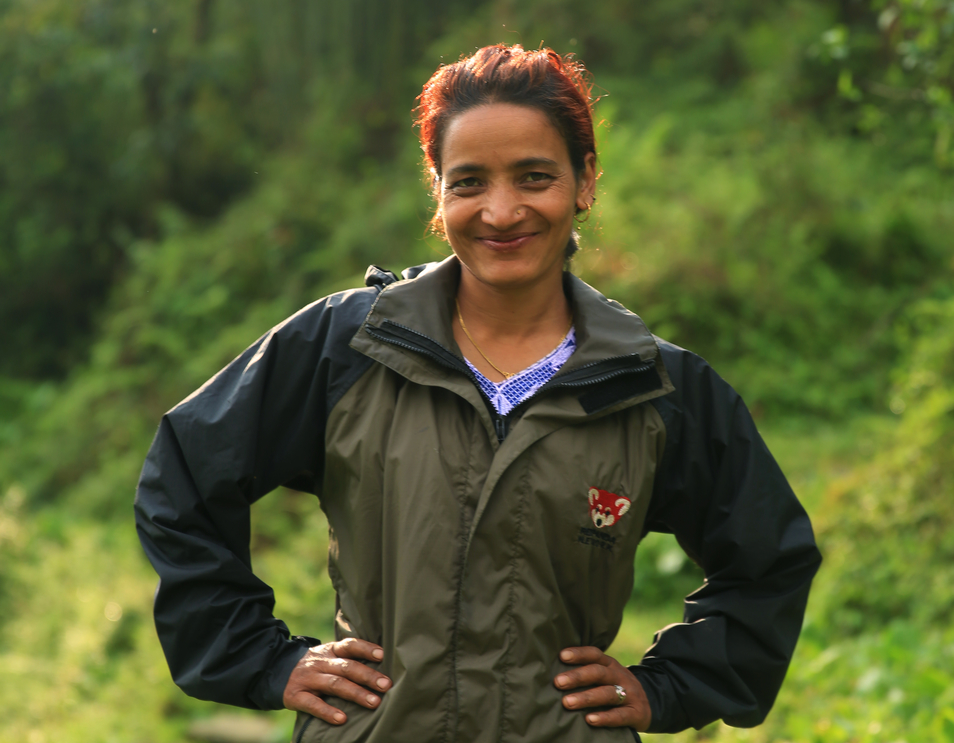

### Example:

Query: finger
xmin=561 ymin=683 xmax=621 ymax=711
xmin=554 ymin=662 xmax=610 ymax=690
xmin=287 ymin=691 xmax=348 ymax=725
xmin=317 ymin=655 xmax=392 ymax=693
xmin=310 ymin=671 xmax=385 ymax=709
xmin=331 ymin=639 xmax=391 ymax=690
xmin=559 ymin=646 xmax=610 ymax=666
xmin=584 ymin=705 xmax=640 ymax=728
xmin=288 ymin=652 xmax=390 ymax=703
xmin=332 ymin=637 xmax=386 ymax=662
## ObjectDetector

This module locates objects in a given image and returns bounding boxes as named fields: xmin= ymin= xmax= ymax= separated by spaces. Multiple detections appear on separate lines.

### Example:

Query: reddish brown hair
xmin=415 ymin=44 xmax=598 ymax=242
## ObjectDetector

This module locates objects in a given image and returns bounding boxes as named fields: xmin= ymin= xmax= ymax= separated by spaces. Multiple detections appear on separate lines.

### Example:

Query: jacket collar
xmin=354 ymin=255 xmax=662 ymax=374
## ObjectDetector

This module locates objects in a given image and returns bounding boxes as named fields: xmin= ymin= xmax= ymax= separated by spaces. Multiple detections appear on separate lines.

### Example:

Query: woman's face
xmin=439 ymin=103 xmax=596 ymax=293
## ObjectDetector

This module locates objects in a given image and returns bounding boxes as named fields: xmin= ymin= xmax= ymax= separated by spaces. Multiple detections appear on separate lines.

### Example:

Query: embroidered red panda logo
xmin=588 ymin=487 xmax=631 ymax=529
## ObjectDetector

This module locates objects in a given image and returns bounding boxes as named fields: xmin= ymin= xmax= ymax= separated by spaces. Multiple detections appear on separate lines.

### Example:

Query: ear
xmin=575 ymin=152 xmax=597 ymax=213
xmin=615 ymin=498 xmax=630 ymax=516
xmin=588 ymin=487 xmax=598 ymax=505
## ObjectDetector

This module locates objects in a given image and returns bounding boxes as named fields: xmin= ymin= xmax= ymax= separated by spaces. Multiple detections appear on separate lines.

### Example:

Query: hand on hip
xmin=554 ymin=646 xmax=652 ymax=731
xmin=283 ymin=638 xmax=391 ymax=725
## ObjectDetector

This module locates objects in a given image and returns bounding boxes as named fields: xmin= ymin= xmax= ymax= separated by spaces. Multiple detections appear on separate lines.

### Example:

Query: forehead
xmin=441 ymin=103 xmax=569 ymax=170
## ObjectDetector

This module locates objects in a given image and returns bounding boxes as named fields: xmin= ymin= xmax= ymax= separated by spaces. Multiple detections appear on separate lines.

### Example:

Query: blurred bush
xmin=0 ymin=0 xmax=470 ymax=380
xmin=811 ymin=294 xmax=954 ymax=634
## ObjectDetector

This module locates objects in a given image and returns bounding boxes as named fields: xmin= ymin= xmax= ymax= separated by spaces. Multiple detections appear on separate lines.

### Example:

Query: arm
xmin=134 ymin=289 xmax=377 ymax=710
xmin=627 ymin=341 xmax=821 ymax=733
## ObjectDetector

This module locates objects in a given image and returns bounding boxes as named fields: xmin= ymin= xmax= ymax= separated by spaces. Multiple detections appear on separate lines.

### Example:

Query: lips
xmin=477 ymin=233 xmax=537 ymax=250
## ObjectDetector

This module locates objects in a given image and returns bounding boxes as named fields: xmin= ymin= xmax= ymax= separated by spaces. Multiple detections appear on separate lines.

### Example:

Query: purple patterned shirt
xmin=465 ymin=328 xmax=576 ymax=415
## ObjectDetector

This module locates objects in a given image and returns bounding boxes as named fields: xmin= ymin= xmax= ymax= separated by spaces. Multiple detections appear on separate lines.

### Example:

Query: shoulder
xmin=269 ymin=285 xmax=381 ymax=347
xmin=646 ymin=336 xmax=753 ymax=464
xmin=270 ymin=262 xmax=427 ymax=346
xmin=169 ymin=281 xmax=386 ymax=418
xmin=653 ymin=335 xmax=742 ymax=411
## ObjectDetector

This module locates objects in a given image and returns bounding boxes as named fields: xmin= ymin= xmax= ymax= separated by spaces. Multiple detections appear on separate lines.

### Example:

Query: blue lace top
xmin=465 ymin=328 xmax=576 ymax=415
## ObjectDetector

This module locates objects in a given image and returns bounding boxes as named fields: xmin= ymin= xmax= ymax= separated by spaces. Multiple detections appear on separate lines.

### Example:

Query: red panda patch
xmin=587 ymin=487 xmax=631 ymax=529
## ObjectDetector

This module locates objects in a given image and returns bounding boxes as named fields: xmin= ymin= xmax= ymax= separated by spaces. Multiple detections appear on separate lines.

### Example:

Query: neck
xmin=455 ymin=266 xmax=571 ymax=341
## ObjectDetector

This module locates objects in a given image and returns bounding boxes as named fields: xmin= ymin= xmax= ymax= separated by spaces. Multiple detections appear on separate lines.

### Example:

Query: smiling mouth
xmin=478 ymin=233 xmax=536 ymax=249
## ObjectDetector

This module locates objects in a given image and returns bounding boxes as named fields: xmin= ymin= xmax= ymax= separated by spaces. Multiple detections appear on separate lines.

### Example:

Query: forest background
xmin=0 ymin=0 xmax=952 ymax=741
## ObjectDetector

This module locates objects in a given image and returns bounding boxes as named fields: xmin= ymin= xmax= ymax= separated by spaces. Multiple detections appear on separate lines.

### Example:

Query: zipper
xmin=367 ymin=322 xmax=507 ymax=440
xmin=494 ymin=416 xmax=508 ymax=443
xmin=366 ymin=321 xmax=658 ymax=442
xmin=365 ymin=322 xmax=470 ymax=375
xmin=498 ymin=358 xmax=657 ymax=427
xmin=366 ymin=315 xmax=658 ymax=737
xmin=542 ymin=355 xmax=656 ymax=388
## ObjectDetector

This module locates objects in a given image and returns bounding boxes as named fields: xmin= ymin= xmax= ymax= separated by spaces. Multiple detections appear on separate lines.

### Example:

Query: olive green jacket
xmin=136 ymin=257 xmax=821 ymax=742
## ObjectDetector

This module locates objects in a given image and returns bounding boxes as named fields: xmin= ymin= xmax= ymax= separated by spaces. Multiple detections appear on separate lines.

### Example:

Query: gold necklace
xmin=455 ymin=297 xmax=572 ymax=381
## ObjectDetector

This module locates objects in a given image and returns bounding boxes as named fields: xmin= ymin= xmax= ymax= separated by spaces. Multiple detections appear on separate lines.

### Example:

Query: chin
xmin=457 ymin=250 xmax=566 ymax=291
xmin=471 ymin=264 xmax=556 ymax=292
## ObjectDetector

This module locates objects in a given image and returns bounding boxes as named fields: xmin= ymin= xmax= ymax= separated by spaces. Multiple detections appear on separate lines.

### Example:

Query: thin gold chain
xmin=455 ymin=297 xmax=572 ymax=381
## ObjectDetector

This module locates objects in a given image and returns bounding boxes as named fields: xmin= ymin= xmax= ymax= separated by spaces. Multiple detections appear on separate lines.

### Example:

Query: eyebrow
xmin=443 ymin=157 xmax=561 ymax=181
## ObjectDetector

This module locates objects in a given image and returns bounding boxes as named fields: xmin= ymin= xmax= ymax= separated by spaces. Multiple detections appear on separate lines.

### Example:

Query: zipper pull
xmin=495 ymin=417 xmax=508 ymax=443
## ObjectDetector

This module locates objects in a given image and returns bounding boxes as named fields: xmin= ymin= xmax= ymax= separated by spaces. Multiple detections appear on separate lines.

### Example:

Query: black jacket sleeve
xmin=630 ymin=341 xmax=822 ymax=733
xmin=134 ymin=288 xmax=377 ymax=710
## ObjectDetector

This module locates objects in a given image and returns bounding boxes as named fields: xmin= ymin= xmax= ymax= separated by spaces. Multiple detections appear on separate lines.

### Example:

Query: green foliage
xmin=631 ymin=532 xmax=705 ymax=608
xmin=810 ymin=294 xmax=954 ymax=633
xmin=800 ymin=0 xmax=954 ymax=165
xmin=579 ymin=111 xmax=951 ymax=416
xmin=662 ymin=622 xmax=954 ymax=742
xmin=0 ymin=0 xmax=265 ymax=378
xmin=0 ymin=0 xmax=475 ymax=380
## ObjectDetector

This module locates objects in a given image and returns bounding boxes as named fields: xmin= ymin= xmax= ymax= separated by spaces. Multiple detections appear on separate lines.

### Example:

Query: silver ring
xmin=614 ymin=684 xmax=626 ymax=705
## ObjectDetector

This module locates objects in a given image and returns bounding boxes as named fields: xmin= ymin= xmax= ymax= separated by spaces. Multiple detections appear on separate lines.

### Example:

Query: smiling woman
xmin=135 ymin=44 xmax=821 ymax=743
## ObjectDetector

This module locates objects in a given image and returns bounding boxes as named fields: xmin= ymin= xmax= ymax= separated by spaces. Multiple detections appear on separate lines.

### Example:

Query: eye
xmin=448 ymin=176 xmax=481 ymax=191
xmin=522 ymin=172 xmax=553 ymax=185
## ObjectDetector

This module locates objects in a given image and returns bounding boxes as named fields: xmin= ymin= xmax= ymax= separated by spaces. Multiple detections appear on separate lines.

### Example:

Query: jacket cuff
xmin=248 ymin=636 xmax=319 ymax=710
xmin=628 ymin=664 xmax=690 ymax=734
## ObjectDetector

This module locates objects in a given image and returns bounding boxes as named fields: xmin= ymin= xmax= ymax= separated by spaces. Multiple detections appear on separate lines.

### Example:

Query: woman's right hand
xmin=282 ymin=638 xmax=392 ymax=725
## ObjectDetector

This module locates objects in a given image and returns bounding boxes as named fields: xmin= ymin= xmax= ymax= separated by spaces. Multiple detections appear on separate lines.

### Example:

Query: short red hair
xmin=415 ymin=44 xmax=597 ymax=186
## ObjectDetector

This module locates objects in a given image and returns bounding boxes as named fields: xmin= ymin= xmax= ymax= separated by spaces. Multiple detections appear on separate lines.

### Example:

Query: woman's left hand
xmin=554 ymin=646 xmax=652 ymax=732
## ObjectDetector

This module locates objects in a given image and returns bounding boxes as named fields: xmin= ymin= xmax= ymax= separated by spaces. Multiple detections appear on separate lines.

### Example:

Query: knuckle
xmin=575 ymin=668 xmax=596 ymax=685
xmin=340 ymin=637 xmax=359 ymax=651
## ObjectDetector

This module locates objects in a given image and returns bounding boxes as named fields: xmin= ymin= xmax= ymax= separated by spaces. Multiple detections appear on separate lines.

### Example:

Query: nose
xmin=480 ymin=183 xmax=523 ymax=229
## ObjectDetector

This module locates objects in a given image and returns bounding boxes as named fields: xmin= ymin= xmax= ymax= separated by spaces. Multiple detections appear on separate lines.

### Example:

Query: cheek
xmin=440 ymin=199 xmax=471 ymax=234
xmin=537 ymin=191 xmax=577 ymax=225
xmin=440 ymin=201 xmax=473 ymax=254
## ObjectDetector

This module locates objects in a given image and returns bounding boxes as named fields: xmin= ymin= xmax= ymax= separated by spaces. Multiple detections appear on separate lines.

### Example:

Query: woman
xmin=136 ymin=45 xmax=821 ymax=742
